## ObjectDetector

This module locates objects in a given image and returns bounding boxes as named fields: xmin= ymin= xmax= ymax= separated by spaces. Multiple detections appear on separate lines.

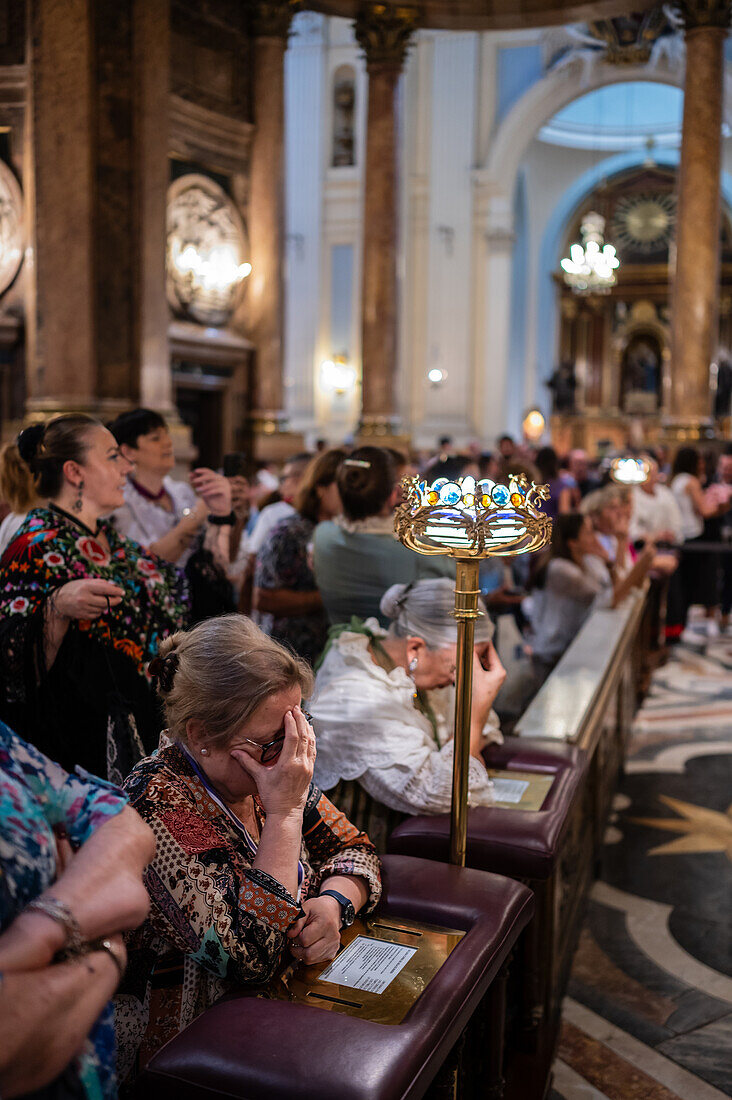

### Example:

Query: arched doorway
xmin=553 ymin=163 xmax=732 ymax=440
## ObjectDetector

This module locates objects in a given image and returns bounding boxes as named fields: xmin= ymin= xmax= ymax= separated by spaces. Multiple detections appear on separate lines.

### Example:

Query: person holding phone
xmin=116 ymin=614 xmax=380 ymax=1082
xmin=308 ymin=579 xmax=506 ymax=850
xmin=107 ymin=408 xmax=232 ymax=568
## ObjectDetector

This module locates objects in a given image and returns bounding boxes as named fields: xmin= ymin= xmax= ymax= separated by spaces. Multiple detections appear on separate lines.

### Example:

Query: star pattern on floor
xmin=631 ymin=795 xmax=732 ymax=860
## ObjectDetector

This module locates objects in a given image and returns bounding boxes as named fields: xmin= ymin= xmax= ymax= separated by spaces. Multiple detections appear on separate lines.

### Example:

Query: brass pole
xmin=449 ymin=557 xmax=481 ymax=866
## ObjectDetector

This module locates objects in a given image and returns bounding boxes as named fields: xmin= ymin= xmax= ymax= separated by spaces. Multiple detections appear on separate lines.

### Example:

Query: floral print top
xmin=254 ymin=513 xmax=329 ymax=666
xmin=0 ymin=721 xmax=129 ymax=1099
xmin=0 ymin=507 xmax=189 ymax=780
xmin=116 ymin=739 xmax=381 ymax=1079
xmin=0 ymin=507 xmax=188 ymax=675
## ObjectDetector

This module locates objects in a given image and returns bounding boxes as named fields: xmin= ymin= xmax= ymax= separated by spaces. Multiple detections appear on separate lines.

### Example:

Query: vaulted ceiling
xmin=305 ymin=0 xmax=657 ymax=32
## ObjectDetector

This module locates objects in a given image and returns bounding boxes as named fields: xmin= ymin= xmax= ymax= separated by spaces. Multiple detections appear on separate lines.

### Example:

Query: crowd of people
xmin=1 ymin=409 xmax=730 ymax=1098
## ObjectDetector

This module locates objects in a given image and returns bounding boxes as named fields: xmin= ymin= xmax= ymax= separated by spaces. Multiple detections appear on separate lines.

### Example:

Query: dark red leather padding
xmin=387 ymin=738 xmax=588 ymax=881
xmin=135 ymin=854 xmax=534 ymax=1100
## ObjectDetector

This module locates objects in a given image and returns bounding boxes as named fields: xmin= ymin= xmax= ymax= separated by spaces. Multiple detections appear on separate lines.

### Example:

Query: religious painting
xmin=620 ymin=332 xmax=662 ymax=413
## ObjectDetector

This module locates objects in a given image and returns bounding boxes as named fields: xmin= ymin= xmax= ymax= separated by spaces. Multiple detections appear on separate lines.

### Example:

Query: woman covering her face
xmin=308 ymin=579 xmax=507 ymax=850
xmin=116 ymin=614 xmax=380 ymax=1082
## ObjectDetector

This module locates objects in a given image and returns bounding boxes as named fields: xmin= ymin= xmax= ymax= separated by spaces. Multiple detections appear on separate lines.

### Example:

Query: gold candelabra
xmin=395 ymin=473 xmax=552 ymax=865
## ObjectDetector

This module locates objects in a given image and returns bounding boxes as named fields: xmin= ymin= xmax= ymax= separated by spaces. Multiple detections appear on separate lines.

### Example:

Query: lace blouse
xmin=310 ymin=621 xmax=501 ymax=815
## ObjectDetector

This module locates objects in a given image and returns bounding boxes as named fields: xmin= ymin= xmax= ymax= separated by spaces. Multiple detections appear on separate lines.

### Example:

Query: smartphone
xmin=223 ymin=452 xmax=248 ymax=478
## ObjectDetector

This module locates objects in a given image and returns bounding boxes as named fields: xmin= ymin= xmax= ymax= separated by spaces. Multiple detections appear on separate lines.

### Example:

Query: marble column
xmin=669 ymin=1 xmax=731 ymax=432
xmin=354 ymin=6 xmax=416 ymax=438
xmin=248 ymin=0 xmax=297 ymax=444
xmin=29 ymin=0 xmax=96 ymax=415
xmin=29 ymin=0 xmax=172 ymax=422
xmin=135 ymin=0 xmax=174 ymax=416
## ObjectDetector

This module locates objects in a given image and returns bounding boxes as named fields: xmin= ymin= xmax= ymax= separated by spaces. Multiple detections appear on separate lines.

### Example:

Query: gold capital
xmin=250 ymin=0 xmax=301 ymax=39
xmin=676 ymin=0 xmax=732 ymax=28
xmin=354 ymin=4 xmax=418 ymax=71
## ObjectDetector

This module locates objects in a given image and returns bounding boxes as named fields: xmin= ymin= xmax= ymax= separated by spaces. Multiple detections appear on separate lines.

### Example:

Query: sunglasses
xmin=240 ymin=709 xmax=313 ymax=764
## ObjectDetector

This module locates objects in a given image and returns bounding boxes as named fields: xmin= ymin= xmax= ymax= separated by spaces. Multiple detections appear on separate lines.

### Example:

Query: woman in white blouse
xmin=309 ymin=579 xmax=506 ymax=849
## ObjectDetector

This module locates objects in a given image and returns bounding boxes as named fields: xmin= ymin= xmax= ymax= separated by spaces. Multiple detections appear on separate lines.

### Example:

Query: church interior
xmin=0 ymin=2 xmax=730 ymax=1100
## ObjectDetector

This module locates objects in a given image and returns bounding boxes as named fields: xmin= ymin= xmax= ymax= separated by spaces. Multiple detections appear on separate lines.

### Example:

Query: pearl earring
xmin=408 ymin=657 xmax=418 ymax=673
xmin=200 ymin=748 xmax=209 ymax=756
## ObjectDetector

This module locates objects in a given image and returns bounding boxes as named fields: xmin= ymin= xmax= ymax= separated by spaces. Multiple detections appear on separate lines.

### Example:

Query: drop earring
xmin=73 ymin=480 xmax=84 ymax=514
xmin=408 ymin=657 xmax=418 ymax=674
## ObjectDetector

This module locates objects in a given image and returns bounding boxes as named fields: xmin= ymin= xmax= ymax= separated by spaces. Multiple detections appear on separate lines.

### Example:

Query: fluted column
xmin=669 ymin=0 xmax=731 ymax=432
xmin=248 ymin=0 xmax=298 ymax=438
xmin=355 ymin=5 xmax=416 ymax=437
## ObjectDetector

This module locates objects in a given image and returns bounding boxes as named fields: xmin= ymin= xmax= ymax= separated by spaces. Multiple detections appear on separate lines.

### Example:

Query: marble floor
xmin=550 ymin=635 xmax=732 ymax=1100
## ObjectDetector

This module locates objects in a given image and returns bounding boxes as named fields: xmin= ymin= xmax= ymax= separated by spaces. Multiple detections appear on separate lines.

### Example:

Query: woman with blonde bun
xmin=117 ymin=613 xmax=380 ymax=1080
xmin=0 ymin=441 xmax=40 ymax=556
xmin=308 ymin=579 xmax=506 ymax=849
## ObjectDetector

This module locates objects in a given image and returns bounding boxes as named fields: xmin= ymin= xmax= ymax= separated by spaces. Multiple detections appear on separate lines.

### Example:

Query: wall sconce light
xmin=522 ymin=407 xmax=546 ymax=442
xmin=428 ymin=368 xmax=447 ymax=386
xmin=320 ymin=355 xmax=357 ymax=396
xmin=172 ymin=244 xmax=251 ymax=293
xmin=166 ymin=174 xmax=252 ymax=327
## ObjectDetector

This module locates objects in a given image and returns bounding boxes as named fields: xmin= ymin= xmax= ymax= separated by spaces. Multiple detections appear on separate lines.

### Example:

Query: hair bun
xmin=16 ymin=423 xmax=45 ymax=468
xmin=149 ymin=652 xmax=179 ymax=695
xmin=380 ymin=582 xmax=411 ymax=621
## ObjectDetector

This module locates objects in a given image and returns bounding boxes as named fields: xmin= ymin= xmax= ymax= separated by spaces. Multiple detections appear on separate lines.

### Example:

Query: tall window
xmin=331 ymin=64 xmax=356 ymax=168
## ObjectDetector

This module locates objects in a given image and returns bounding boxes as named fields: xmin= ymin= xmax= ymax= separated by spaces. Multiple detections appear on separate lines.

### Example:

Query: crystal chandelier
xmin=560 ymin=211 xmax=620 ymax=295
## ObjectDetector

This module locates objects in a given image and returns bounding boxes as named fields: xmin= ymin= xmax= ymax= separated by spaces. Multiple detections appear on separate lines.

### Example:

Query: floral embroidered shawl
xmin=0 ymin=508 xmax=189 ymax=781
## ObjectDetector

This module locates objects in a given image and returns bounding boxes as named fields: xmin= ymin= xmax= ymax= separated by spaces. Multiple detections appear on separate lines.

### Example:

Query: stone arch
xmin=532 ymin=150 xmax=732 ymax=409
xmin=483 ymin=58 xmax=686 ymax=197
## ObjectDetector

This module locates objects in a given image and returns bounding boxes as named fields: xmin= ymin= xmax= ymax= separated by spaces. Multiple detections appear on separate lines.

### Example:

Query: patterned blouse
xmin=0 ymin=721 xmax=129 ymax=1099
xmin=254 ymin=513 xmax=329 ymax=666
xmin=0 ymin=507 xmax=189 ymax=781
xmin=116 ymin=739 xmax=381 ymax=1078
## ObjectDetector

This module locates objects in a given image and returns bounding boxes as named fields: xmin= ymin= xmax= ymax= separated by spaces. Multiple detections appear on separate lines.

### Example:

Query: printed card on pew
xmin=318 ymin=936 xmax=417 ymax=994
xmin=487 ymin=769 xmax=554 ymax=811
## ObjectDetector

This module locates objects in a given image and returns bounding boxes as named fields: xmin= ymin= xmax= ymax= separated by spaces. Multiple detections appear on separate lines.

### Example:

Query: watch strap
xmin=319 ymin=889 xmax=355 ymax=926
xmin=208 ymin=511 xmax=235 ymax=526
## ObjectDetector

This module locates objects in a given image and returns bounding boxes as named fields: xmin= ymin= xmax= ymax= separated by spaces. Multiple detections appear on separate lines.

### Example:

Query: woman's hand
xmin=231 ymin=706 xmax=315 ymax=818
xmin=0 ymin=807 xmax=154 ymax=972
xmin=50 ymin=579 xmax=124 ymax=621
xmin=471 ymin=643 xmax=506 ymax=730
xmin=190 ymin=468 xmax=232 ymax=517
xmin=286 ymin=896 xmax=341 ymax=966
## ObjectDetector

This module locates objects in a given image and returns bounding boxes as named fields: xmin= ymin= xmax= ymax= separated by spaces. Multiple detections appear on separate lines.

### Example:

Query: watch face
xmin=341 ymin=901 xmax=356 ymax=928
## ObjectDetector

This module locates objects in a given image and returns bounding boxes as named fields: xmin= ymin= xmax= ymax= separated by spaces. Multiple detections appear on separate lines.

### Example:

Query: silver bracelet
xmin=25 ymin=895 xmax=84 ymax=955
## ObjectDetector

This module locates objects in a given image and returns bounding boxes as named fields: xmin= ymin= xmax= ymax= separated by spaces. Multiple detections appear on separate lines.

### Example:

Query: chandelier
xmin=560 ymin=211 xmax=620 ymax=295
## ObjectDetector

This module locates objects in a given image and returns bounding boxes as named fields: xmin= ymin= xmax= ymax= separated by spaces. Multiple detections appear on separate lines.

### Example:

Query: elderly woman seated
xmin=116 ymin=615 xmax=381 ymax=1081
xmin=308 ymin=579 xmax=507 ymax=849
